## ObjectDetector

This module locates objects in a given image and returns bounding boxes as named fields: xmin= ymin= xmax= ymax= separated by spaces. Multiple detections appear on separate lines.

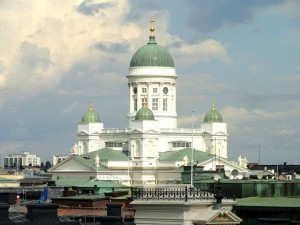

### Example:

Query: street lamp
xmin=191 ymin=110 xmax=194 ymax=188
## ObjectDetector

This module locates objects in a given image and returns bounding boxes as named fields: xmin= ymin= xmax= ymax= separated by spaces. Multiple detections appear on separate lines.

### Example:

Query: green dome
xmin=130 ymin=36 xmax=174 ymax=68
xmin=135 ymin=104 xmax=155 ymax=121
xmin=82 ymin=102 xmax=100 ymax=123
xmin=204 ymin=103 xmax=223 ymax=122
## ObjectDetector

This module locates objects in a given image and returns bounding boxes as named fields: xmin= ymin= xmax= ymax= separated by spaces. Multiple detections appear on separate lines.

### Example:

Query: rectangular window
xmin=163 ymin=98 xmax=168 ymax=111
xmin=134 ymin=99 xmax=137 ymax=111
xmin=142 ymin=88 xmax=147 ymax=93
xmin=152 ymin=98 xmax=158 ymax=111
xmin=153 ymin=88 xmax=158 ymax=93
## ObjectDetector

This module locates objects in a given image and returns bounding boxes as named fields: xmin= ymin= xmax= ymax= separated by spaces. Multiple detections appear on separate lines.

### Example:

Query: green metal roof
xmin=159 ymin=148 xmax=214 ymax=162
xmin=130 ymin=36 xmax=174 ymax=68
xmin=204 ymin=103 xmax=223 ymax=122
xmin=84 ymin=148 xmax=129 ymax=162
xmin=82 ymin=109 xmax=100 ymax=123
xmin=236 ymin=197 xmax=300 ymax=208
xmin=135 ymin=105 xmax=155 ymax=121
xmin=55 ymin=177 xmax=125 ymax=189
xmin=72 ymin=155 xmax=108 ymax=171
xmin=81 ymin=101 xmax=100 ymax=123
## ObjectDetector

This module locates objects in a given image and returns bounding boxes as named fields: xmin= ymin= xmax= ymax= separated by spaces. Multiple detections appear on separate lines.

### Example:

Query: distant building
xmin=4 ymin=152 xmax=41 ymax=168
xmin=52 ymin=155 xmax=69 ymax=166
xmin=248 ymin=162 xmax=300 ymax=180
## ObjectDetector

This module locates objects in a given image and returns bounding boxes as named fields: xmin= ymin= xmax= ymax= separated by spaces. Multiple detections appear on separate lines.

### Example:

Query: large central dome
xmin=130 ymin=22 xmax=174 ymax=68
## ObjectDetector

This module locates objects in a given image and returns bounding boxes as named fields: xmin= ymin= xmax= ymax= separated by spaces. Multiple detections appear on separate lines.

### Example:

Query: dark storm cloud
xmin=76 ymin=0 xmax=112 ymax=15
xmin=93 ymin=42 xmax=129 ymax=53
xmin=184 ymin=0 xmax=284 ymax=33
xmin=19 ymin=41 xmax=51 ymax=69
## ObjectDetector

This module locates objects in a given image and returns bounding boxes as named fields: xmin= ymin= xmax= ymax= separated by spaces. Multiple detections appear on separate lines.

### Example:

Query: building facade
xmin=77 ymin=21 xmax=228 ymax=162
xmin=4 ymin=152 xmax=41 ymax=168
xmin=50 ymin=21 xmax=248 ymax=185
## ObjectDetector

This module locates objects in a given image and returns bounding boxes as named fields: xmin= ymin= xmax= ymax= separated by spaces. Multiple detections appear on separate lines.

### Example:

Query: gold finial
xmin=150 ymin=18 xmax=155 ymax=36
xmin=89 ymin=99 xmax=93 ymax=111
xmin=212 ymin=98 xmax=216 ymax=111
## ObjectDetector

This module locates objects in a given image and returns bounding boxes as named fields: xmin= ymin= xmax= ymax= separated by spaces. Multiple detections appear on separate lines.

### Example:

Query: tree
xmin=44 ymin=161 xmax=52 ymax=172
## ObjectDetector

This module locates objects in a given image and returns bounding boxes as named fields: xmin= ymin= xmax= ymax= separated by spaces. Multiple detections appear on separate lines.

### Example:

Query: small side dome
xmin=135 ymin=102 xmax=155 ymax=121
xmin=82 ymin=101 xmax=100 ymax=123
xmin=204 ymin=100 xmax=223 ymax=122
xmin=130 ymin=19 xmax=174 ymax=68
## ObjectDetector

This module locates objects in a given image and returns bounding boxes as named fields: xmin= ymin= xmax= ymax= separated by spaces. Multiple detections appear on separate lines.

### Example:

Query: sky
xmin=0 ymin=0 xmax=299 ymax=165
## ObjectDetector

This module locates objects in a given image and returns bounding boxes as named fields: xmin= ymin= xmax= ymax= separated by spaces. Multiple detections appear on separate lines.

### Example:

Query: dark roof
xmin=249 ymin=164 xmax=300 ymax=173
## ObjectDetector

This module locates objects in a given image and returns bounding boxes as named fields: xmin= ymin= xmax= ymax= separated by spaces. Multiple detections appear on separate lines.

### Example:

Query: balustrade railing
xmin=132 ymin=187 xmax=214 ymax=202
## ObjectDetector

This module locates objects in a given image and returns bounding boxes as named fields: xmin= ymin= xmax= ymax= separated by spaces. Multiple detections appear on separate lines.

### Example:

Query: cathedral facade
xmin=50 ymin=22 xmax=248 ymax=185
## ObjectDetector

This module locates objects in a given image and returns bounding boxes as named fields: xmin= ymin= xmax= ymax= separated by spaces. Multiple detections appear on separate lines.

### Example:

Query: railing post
xmin=185 ymin=186 xmax=188 ymax=202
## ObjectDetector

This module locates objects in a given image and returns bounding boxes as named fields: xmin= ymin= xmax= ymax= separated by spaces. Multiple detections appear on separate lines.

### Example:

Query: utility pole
xmin=191 ymin=110 xmax=194 ymax=188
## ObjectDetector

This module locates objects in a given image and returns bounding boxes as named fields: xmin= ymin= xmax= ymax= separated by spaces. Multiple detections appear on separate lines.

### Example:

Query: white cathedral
xmin=50 ymin=21 xmax=248 ymax=185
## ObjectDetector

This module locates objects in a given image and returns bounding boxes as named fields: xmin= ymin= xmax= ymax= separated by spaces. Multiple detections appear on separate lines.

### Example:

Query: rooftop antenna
xmin=225 ymin=170 xmax=231 ymax=178
xmin=214 ymin=174 xmax=221 ymax=181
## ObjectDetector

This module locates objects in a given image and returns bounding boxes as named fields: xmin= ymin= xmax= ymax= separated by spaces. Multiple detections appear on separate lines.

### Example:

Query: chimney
xmin=107 ymin=203 xmax=123 ymax=217
xmin=0 ymin=203 xmax=10 ymax=222
xmin=26 ymin=203 xmax=59 ymax=222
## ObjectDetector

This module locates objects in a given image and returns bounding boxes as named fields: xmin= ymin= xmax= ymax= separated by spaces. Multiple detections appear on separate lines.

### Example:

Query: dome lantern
xmin=204 ymin=99 xmax=223 ymax=123
xmin=82 ymin=100 xmax=101 ymax=123
xmin=135 ymin=99 xmax=155 ymax=121
xmin=129 ymin=19 xmax=174 ymax=68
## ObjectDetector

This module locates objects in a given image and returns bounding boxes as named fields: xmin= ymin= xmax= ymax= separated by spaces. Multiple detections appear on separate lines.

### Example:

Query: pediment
xmin=202 ymin=131 xmax=227 ymax=136
xmin=194 ymin=207 xmax=242 ymax=224
xmin=129 ymin=129 xmax=160 ymax=135
xmin=77 ymin=131 xmax=89 ymax=135
xmin=77 ymin=131 xmax=100 ymax=135
xmin=198 ymin=157 xmax=248 ymax=173
xmin=143 ymin=129 xmax=160 ymax=134
xmin=50 ymin=157 xmax=94 ymax=172
xmin=214 ymin=131 xmax=227 ymax=135
xmin=211 ymin=214 xmax=235 ymax=222
xmin=129 ymin=129 xmax=143 ymax=134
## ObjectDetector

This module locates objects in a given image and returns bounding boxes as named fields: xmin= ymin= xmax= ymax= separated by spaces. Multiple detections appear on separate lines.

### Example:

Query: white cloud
xmin=0 ymin=0 xmax=138 ymax=104
xmin=171 ymin=39 xmax=232 ymax=65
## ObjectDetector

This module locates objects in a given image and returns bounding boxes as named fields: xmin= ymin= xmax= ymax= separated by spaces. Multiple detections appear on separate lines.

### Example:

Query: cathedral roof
xmin=159 ymin=148 xmax=214 ymax=162
xmin=82 ymin=101 xmax=100 ymax=123
xmin=129 ymin=19 xmax=174 ymax=68
xmin=204 ymin=100 xmax=223 ymax=123
xmin=135 ymin=103 xmax=155 ymax=121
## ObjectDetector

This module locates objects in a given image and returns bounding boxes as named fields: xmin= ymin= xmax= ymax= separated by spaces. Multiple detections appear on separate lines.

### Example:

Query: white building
xmin=50 ymin=21 xmax=248 ymax=185
xmin=4 ymin=151 xmax=41 ymax=167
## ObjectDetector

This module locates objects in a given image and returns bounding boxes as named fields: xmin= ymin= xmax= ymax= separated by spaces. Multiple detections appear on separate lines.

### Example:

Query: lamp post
xmin=191 ymin=110 xmax=194 ymax=188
